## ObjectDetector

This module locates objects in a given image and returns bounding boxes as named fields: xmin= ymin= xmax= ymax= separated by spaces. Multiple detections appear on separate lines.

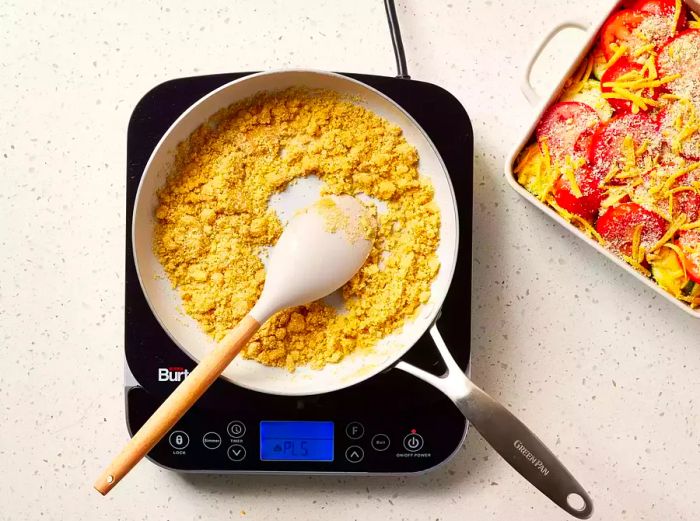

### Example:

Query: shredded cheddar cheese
xmin=631 ymin=223 xmax=644 ymax=262
xmin=601 ymin=40 xmax=679 ymax=114
xmin=538 ymin=140 xmax=557 ymax=201
xmin=650 ymin=215 xmax=687 ymax=252
xmin=602 ymin=186 xmax=632 ymax=209
xmin=682 ymin=220 xmax=700 ymax=230
xmin=603 ymin=166 xmax=621 ymax=186
xmin=622 ymin=253 xmax=652 ymax=276
xmin=547 ymin=197 xmax=605 ymax=243
xmin=691 ymin=12 xmax=700 ymax=29
xmin=673 ymin=0 xmax=683 ymax=31
xmin=605 ymin=43 xmax=628 ymax=70
xmin=661 ymin=93 xmax=683 ymax=101
xmin=634 ymin=43 xmax=657 ymax=58
xmin=566 ymin=55 xmax=596 ymax=95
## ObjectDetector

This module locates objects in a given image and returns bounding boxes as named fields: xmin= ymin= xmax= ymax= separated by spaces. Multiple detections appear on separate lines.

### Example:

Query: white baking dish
xmin=504 ymin=0 xmax=700 ymax=319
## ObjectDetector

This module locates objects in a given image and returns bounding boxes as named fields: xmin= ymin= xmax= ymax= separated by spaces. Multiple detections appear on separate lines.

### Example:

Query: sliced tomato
xmin=671 ymin=172 xmax=700 ymax=221
xmin=633 ymin=0 xmax=673 ymax=14
xmin=596 ymin=202 xmax=668 ymax=256
xmin=656 ymin=29 xmax=700 ymax=95
xmin=600 ymin=9 xmax=647 ymax=59
xmin=553 ymin=166 xmax=605 ymax=221
xmin=536 ymin=102 xmax=600 ymax=161
xmin=589 ymin=112 xmax=660 ymax=181
xmin=600 ymin=57 xmax=659 ymax=113
xmin=633 ymin=0 xmax=687 ymax=32
xmin=674 ymin=189 xmax=700 ymax=222
xmin=677 ymin=229 xmax=700 ymax=283
xmin=574 ymin=126 xmax=597 ymax=158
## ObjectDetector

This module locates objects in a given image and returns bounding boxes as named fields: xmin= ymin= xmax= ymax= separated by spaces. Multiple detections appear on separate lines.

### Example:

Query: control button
xmin=371 ymin=433 xmax=390 ymax=452
xmin=202 ymin=431 xmax=222 ymax=450
xmin=227 ymin=421 xmax=246 ymax=438
xmin=403 ymin=432 xmax=424 ymax=452
xmin=345 ymin=422 xmax=364 ymax=439
xmin=345 ymin=445 xmax=364 ymax=463
xmin=227 ymin=444 xmax=246 ymax=462
xmin=168 ymin=430 xmax=190 ymax=450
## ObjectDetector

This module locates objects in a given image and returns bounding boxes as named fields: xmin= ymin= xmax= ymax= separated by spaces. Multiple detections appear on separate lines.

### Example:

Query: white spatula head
xmin=249 ymin=195 xmax=376 ymax=322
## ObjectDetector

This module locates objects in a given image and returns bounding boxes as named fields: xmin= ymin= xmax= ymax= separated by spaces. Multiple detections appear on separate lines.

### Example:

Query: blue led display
xmin=259 ymin=421 xmax=334 ymax=462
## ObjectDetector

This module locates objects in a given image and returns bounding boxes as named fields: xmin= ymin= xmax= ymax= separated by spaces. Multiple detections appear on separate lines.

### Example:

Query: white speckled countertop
xmin=1 ymin=0 xmax=699 ymax=519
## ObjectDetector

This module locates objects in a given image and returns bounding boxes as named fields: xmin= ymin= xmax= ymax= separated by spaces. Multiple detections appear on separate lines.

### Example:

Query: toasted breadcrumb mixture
xmin=153 ymin=88 xmax=441 ymax=371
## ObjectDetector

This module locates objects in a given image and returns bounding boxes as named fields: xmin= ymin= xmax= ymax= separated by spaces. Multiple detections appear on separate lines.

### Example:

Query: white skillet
xmin=129 ymin=70 xmax=593 ymax=518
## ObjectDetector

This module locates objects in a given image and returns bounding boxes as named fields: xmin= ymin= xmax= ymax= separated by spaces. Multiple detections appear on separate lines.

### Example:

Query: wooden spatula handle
xmin=93 ymin=315 xmax=260 ymax=495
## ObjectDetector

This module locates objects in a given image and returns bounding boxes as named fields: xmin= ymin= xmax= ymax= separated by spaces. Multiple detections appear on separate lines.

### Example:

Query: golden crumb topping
xmin=153 ymin=88 xmax=441 ymax=370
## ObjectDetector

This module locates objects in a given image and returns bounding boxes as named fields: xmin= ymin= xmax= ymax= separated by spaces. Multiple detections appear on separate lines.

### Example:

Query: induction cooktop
xmin=123 ymin=1 xmax=474 ymax=475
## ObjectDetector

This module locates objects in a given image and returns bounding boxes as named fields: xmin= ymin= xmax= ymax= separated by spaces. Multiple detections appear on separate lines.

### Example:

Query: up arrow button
xmin=345 ymin=445 xmax=364 ymax=463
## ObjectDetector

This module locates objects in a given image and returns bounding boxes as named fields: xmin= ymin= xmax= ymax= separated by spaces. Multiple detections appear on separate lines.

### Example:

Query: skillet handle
xmin=396 ymin=326 xmax=593 ymax=519
xmin=93 ymin=315 xmax=261 ymax=495
xmin=454 ymin=380 xmax=593 ymax=518
xmin=521 ymin=20 xmax=589 ymax=106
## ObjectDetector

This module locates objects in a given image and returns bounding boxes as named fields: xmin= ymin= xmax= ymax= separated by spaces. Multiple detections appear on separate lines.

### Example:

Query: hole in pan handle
xmin=521 ymin=20 xmax=589 ymax=107
xmin=396 ymin=325 xmax=594 ymax=519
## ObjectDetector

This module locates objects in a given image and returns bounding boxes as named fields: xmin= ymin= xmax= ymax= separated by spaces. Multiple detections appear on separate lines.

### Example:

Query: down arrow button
xmin=227 ymin=444 xmax=246 ymax=462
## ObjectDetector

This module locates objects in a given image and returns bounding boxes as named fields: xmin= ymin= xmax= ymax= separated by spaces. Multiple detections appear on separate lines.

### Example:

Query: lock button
xmin=168 ymin=430 xmax=190 ymax=450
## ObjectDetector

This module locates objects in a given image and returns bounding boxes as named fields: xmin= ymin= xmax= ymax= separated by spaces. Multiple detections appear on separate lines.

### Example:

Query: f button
xmin=345 ymin=422 xmax=364 ymax=440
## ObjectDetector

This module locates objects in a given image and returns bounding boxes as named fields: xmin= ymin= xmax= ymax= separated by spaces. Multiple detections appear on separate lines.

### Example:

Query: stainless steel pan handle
xmin=396 ymin=325 xmax=593 ymax=519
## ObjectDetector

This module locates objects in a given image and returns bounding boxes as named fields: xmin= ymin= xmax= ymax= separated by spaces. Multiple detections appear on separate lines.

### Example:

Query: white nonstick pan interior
xmin=132 ymin=70 xmax=459 ymax=396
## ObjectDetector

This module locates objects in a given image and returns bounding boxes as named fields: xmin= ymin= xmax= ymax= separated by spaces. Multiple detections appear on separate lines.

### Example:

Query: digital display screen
xmin=260 ymin=421 xmax=334 ymax=462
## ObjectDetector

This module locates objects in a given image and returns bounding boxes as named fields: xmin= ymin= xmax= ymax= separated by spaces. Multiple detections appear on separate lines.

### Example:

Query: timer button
xmin=202 ymin=431 xmax=222 ymax=450
xmin=371 ymin=433 xmax=390 ymax=452
xmin=403 ymin=432 xmax=424 ymax=452
xmin=345 ymin=422 xmax=364 ymax=439
xmin=345 ymin=445 xmax=364 ymax=463
xmin=227 ymin=421 xmax=246 ymax=438
xmin=227 ymin=444 xmax=246 ymax=462
xmin=168 ymin=430 xmax=190 ymax=450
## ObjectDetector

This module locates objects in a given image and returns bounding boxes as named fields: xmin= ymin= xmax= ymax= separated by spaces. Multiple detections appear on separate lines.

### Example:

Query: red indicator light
xmin=410 ymin=428 xmax=416 ymax=434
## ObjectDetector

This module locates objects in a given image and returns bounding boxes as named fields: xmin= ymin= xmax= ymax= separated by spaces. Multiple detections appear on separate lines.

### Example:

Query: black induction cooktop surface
xmin=125 ymin=72 xmax=473 ymax=474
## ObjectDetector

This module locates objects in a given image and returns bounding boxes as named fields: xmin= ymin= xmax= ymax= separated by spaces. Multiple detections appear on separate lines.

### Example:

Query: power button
xmin=403 ymin=432 xmax=424 ymax=452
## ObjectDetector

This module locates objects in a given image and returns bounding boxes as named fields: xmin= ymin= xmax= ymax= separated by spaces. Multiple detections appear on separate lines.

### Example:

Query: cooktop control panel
xmin=127 ymin=386 xmax=466 ymax=473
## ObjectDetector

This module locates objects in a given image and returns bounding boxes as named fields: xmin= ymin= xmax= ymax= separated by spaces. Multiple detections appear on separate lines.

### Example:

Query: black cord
xmin=384 ymin=0 xmax=410 ymax=79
